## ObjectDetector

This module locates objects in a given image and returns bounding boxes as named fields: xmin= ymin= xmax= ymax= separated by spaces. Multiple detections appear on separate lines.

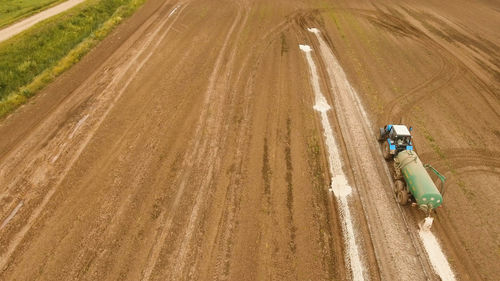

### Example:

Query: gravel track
xmin=0 ymin=0 xmax=86 ymax=43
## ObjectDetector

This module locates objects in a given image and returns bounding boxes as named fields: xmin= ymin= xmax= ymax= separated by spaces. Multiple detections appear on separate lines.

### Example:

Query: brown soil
xmin=0 ymin=0 xmax=498 ymax=280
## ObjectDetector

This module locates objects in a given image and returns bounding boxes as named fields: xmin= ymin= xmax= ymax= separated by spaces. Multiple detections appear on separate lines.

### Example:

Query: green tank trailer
xmin=394 ymin=150 xmax=445 ymax=214
xmin=378 ymin=125 xmax=446 ymax=219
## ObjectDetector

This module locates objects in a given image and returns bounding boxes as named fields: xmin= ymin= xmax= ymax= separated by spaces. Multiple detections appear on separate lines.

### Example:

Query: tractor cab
xmin=379 ymin=124 xmax=414 ymax=159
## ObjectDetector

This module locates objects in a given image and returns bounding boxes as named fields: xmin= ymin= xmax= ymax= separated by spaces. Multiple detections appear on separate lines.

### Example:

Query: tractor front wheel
xmin=383 ymin=142 xmax=391 ymax=160
xmin=378 ymin=128 xmax=385 ymax=142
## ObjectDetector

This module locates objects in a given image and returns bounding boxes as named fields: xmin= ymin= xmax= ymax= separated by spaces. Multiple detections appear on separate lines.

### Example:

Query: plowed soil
xmin=0 ymin=0 xmax=498 ymax=280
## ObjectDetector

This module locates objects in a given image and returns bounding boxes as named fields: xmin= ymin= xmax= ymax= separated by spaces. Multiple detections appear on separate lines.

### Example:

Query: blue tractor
xmin=378 ymin=124 xmax=414 ymax=160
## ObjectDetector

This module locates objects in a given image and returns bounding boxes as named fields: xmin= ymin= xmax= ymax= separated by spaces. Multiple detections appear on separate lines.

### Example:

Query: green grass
xmin=0 ymin=0 xmax=146 ymax=118
xmin=0 ymin=0 xmax=66 ymax=28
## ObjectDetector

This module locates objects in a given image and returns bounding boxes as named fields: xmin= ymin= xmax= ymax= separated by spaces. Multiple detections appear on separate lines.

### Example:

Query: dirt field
xmin=0 ymin=0 xmax=498 ymax=280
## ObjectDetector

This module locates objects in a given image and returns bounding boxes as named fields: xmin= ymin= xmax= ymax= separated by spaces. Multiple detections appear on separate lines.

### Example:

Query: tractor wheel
xmin=394 ymin=180 xmax=405 ymax=195
xmin=394 ymin=166 xmax=403 ymax=180
xmin=383 ymin=142 xmax=391 ymax=160
xmin=397 ymin=190 xmax=409 ymax=205
xmin=378 ymin=129 xmax=385 ymax=142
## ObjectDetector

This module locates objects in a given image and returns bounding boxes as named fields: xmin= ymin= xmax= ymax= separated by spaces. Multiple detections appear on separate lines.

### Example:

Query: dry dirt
xmin=0 ymin=0 xmax=498 ymax=280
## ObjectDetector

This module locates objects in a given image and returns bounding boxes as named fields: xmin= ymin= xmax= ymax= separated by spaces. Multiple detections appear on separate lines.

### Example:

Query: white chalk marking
xmin=307 ymin=27 xmax=320 ymax=34
xmin=307 ymin=28 xmax=373 ymax=127
xmin=0 ymin=201 xmax=23 ymax=230
xmin=51 ymin=142 xmax=67 ymax=163
xmin=419 ymin=218 xmax=456 ymax=281
xmin=68 ymin=114 xmax=89 ymax=139
xmin=420 ymin=216 xmax=434 ymax=231
xmin=52 ymin=94 xmax=89 ymax=164
xmin=300 ymin=44 xmax=365 ymax=281
xmin=168 ymin=6 xmax=179 ymax=17
xmin=299 ymin=44 xmax=312 ymax=52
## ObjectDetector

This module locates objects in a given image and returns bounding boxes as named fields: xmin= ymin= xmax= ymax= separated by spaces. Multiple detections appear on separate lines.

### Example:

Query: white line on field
xmin=168 ymin=6 xmax=179 ymax=17
xmin=51 ymin=142 xmax=67 ymax=163
xmin=51 ymin=113 xmax=89 ymax=163
xmin=0 ymin=201 xmax=23 ymax=230
xmin=300 ymin=44 xmax=366 ymax=281
xmin=307 ymin=28 xmax=373 ymax=127
xmin=419 ymin=218 xmax=456 ymax=281
xmin=68 ymin=114 xmax=89 ymax=140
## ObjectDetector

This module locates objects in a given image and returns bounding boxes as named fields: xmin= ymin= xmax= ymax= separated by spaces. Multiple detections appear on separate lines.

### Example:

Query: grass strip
xmin=0 ymin=0 xmax=66 ymax=29
xmin=0 ymin=0 xmax=146 ymax=118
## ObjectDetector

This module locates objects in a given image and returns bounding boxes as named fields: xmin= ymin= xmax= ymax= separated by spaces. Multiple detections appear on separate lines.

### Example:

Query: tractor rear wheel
xmin=394 ymin=180 xmax=405 ymax=195
xmin=383 ymin=142 xmax=391 ymax=160
xmin=394 ymin=165 xmax=403 ymax=180
xmin=397 ymin=190 xmax=409 ymax=205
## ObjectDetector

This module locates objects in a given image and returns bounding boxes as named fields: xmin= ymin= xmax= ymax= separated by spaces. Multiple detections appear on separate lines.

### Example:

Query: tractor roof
xmin=392 ymin=125 xmax=411 ymax=136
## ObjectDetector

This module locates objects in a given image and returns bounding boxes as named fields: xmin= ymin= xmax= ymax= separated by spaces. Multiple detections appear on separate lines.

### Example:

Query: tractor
xmin=377 ymin=124 xmax=446 ymax=229
xmin=378 ymin=124 xmax=414 ymax=160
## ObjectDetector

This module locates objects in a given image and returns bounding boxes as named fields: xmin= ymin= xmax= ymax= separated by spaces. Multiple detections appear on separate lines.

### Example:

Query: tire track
xmin=419 ymin=148 xmax=500 ymax=171
xmin=168 ymin=4 xmax=251 ymax=277
xmin=203 ymin=17 xmax=300 ymax=280
xmin=293 ymin=14 xmax=364 ymax=279
xmin=0 ymin=2 xmax=184 ymax=272
xmin=284 ymin=117 xmax=297 ymax=255
xmin=300 ymin=42 xmax=366 ymax=281
xmin=53 ymin=33 xmax=202 ymax=280
xmin=397 ymin=7 xmax=500 ymax=119
xmin=0 ymin=0 xmax=182 ymax=218
xmin=382 ymin=52 xmax=460 ymax=123
xmin=365 ymin=10 xmax=462 ymax=124
xmin=140 ymin=3 xmax=247 ymax=279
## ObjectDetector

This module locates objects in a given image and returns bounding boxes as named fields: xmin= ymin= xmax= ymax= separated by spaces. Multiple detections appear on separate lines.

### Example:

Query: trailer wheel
xmin=394 ymin=180 xmax=405 ymax=194
xmin=397 ymin=190 xmax=409 ymax=205
xmin=383 ymin=142 xmax=391 ymax=160
xmin=394 ymin=166 xmax=403 ymax=180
